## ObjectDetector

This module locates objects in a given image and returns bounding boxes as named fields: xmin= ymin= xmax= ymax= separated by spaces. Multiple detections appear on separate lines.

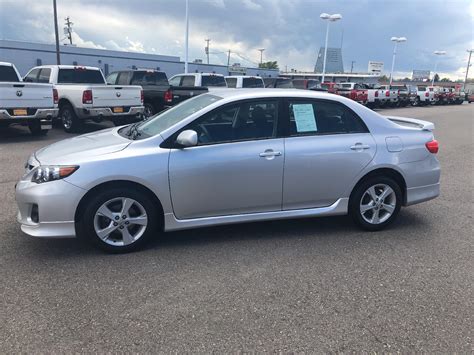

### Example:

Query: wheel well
xmin=58 ymin=98 xmax=72 ymax=109
xmin=350 ymin=168 xmax=407 ymax=205
xmin=74 ymin=180 xmax=164 ymax=229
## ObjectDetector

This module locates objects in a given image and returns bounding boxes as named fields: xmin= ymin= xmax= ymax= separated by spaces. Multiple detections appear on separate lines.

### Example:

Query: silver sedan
xmin=16 ymin=89 xmax=440 ymax=252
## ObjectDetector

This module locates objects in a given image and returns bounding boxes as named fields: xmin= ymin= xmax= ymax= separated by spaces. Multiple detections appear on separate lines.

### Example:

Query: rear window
xmin=202 ymin=75 xmax=227 ymax=87
xmin=340 ymin=83 xmax=353 ymax=89
xmin=275 ymin=78 xmax=293 ymax=88
xmin=0 ymin=66 xmax=20 ymax=82
xmin=242 ymin=77 xmax=264 ymax=88
xmin=57 ymin=68 xmax=105 ymax=84
xmin=418 ymin=87 xmax=426 ymax=91
xmin=131 ymin=71 xmax=168 ymax=86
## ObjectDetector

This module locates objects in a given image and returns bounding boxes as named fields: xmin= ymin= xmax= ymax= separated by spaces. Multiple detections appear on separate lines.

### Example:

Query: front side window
xmin=116 ymin=72 xmax=130 ymax=85
xmin=287 ymin=100 xmax=368 ymax=136
xmin=38 ymin=68 xmax=51 ymax=83
xmin=24 ymin=68 xmax=40 ymax=83
xmin=106 ymin=72 xmax=119 ymax=85
xmin=184 ymin=100 xmax=278 ymax=145
xmin=168 ymin=76 xmax=181 ymax=86
xmin=225 ymin=77 xmax=237 ymax=88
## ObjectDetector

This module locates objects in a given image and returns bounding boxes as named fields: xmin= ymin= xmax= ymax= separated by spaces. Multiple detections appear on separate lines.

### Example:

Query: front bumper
xmin=16 ymin=179 xmax=87 ymax=238
xmin=75 ymin=105 xmax=144 ymax=119
xmin=0 ymin=108 xmax=58 ymax=127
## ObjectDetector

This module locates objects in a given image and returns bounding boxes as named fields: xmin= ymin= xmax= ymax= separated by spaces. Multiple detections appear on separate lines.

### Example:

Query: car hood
xmin=35 ymin=127 xmax=131 ymax=165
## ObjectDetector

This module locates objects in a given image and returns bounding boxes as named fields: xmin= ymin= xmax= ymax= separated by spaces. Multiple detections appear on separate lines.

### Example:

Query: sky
xmin=0 ymin=0 xmax=473 ymax=79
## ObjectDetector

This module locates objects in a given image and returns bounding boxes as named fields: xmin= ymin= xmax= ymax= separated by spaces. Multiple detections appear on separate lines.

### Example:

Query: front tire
xmin=349 ymin=176 xmax=402 ymax=231
xmin=78 ymin=188 xmax=160 ymax=253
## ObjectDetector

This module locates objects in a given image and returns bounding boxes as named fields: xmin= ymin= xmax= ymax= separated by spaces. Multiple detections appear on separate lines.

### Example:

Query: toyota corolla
xmin=16 ymin=89 xmax=440 ymax=252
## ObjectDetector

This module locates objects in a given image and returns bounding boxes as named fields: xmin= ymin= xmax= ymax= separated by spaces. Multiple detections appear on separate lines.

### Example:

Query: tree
xmin=433 ymin=73 xmax=440 ymax=82
xmin=440 ymin=77 xmax=451 ymax=82
xmin=258 ymin=61 xmax=279 ymax=70
xmin=378 ymin=75 xmax=389 ymax=83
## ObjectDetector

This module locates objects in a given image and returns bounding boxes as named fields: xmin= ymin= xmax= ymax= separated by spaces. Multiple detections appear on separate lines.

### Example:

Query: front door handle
xmin=259 ymin=150 xmax=282 ymax=158
xmin=350 ymin=143 xmax=371 ymax=150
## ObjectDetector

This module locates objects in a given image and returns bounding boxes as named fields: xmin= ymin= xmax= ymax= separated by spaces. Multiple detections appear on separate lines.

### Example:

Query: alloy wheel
xmin=359 ymin=184 xmax=396 ymax=225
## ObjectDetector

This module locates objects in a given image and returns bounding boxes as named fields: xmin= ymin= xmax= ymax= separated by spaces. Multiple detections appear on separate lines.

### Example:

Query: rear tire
xmin=77 ymin=187 xmax=160 ymax=253
xmin=143 ymin=102 xmax=156 ymax=118
xmin=349 ymin=176 xmax=402 ymax=231
xmin=60 ymin=104 xmax=83 ymax=133
xmin=28 ymin=121 xmax=48 ymax=136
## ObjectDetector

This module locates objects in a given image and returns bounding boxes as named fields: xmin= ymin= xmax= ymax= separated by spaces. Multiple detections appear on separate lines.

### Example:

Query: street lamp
xmin=320 ymin=13 xmax=342 ymax=83
xmin=184 ymin=0 xmax=189 ymax=73
xmin=432 ymin=50 xmax=446 ymax=86
xmin=389 ymin=36 xmax=407 ymax=85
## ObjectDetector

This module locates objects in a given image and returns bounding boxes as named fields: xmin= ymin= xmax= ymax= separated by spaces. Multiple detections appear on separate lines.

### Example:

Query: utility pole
xmin=64 ymin=16 xmax=73 ymax=45
xmin=465 ymin=49 xmax=473 ymax=85
xmin=53 ymin=0 xmax=61 ymax=64
xmin=205 ymin=38 xmax=211 ymax=65
xmin=350 ymin=60 xmax=355 ymax=73
xmin=227 ymin=50 xmax=231 ymax=67
xmin=184 ymin=0 xmax=189 ymax=73
xmin=258 ymin=48 xmax=265 ymax=66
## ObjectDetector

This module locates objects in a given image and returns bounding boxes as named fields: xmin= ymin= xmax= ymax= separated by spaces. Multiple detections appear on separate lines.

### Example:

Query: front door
xmin=169 ymin=99 xmax=284 ymax=219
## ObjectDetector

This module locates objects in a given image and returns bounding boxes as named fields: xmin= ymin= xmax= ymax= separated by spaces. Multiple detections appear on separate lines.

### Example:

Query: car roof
xmin=225 ymin=75 xmax=263 ymax=79
xmin=209 ymin=88 xmax=347 ymax=102
xmin=0 ymin=62 xmax=13 ymax=67
xmin=35 ymin=65 xmax=101 ymax=70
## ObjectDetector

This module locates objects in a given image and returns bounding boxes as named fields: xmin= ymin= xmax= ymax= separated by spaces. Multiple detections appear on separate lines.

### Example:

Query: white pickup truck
xmin=378 ymin=85 xmax=399 ymax=107
xmin=169 ymin=73 xmax=228 ymax=91
xmin=416 ymin=86 xmax=436 ymax=105
xmin=24 ymin=65 xmax=144 ymax=132
xmin=0 ymin=62 xmax=57 ymax=135
xmin=224 ymin=76 xmax=264 ymax=88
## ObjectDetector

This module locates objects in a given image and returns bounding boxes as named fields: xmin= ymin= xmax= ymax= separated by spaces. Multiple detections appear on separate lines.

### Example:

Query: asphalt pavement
xmin=0 ymin=104 xmax=472 ymax=352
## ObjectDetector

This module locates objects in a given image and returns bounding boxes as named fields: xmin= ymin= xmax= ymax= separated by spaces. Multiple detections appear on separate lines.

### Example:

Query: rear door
xmin=282 ymin=99 xmax=376 ymax=209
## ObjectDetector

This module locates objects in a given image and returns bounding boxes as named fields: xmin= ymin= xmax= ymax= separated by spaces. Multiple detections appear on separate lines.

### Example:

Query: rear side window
xmin=287 ymin=100 xmax=368 ymax=136
xmin=201 ymin=75 xmax=226 ymax=87
xmin=131 ymin=71 xmax=168 ymax=86
xmin=57 ymin=69 xmax=105 ymax=84
xmin=38 ymin=68 xmax=51 ymax=83
xmin=181 ymin=76 xmax=195 ymax=87
xmin=225 ymin=77 xmax=237 ymax=88
xmin=242 ymin=77 xmax=264 ymax=88
xmin=0 ymin=66 xmax=20 ymax=82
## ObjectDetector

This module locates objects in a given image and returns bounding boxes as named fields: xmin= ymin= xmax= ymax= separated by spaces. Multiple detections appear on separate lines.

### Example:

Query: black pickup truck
xmin=106 ymin=70 xmax=208 ymax=117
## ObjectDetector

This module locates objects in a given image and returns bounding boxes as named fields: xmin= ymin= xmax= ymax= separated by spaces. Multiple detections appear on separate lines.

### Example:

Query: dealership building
xmin=0 ymin=39 xmax=279 ymax=78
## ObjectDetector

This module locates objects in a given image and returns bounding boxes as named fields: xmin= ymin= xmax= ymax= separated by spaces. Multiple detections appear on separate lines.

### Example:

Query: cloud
xmin=0 ymin=0 xmax=472 ymax=79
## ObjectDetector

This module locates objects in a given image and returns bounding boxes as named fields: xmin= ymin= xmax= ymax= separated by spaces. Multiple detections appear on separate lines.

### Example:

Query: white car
xmin=169 ymin=73 xmax=227 ymax=91
xmin=225 ymin=75 xmax=264 ymax=88
xmin=24 ymin=65 xmax=144 ymax=132
xmin=0 ymin=62 xmax=57 ymax=135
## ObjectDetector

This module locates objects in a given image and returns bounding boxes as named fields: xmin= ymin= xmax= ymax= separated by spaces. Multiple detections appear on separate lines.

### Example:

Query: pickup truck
xmin=390 ymin=84 xmax=417 ymax=107
xmin=378 ymin=85 xmax=399 ymax=107
xmin=168 ymin=73 xmax=227 ymax=91
xmin=263 ymin=77 xmax=294 ymax=88
xmin=224 ymin=76 xmax=264 ymax=88
xmin=360 ymin=84 xmax=383 ymax=108
xmin=0 ymin=62 xmax=57 ymax=135
xmin=416 ymin=86 xmax=436 ymax=105
xmin=292 ymin=79 xmax=326 ymax=91
xmin=24 ymin=65 xmax=144 ymax=132
xmin=106 ymin=69 xmax=207 ymax=118
xmin=320 ymin=82 xmax=339 ymax=94
xmin=337 ymin=82 xmax=368 ymax=105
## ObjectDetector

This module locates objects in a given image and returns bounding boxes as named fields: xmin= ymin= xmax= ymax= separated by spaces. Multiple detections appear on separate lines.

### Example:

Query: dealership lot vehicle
xmin=0 ymin=62 xmax=57 ymax=135
xmin=24 ymin=65 xmax=144 ymax=132
xmin=417 ymin=85 xmax=436 ymax=105
xmin=169 ymin=73 xmax=227 ymax=91
xmin=16 ymin=89 xmax=440 ymax=253
xmin=106 ymin=69 xmax=208 ymax=118
xmin=292 ymin=79 xmax=326 ymax=91
xmin=224 ymin=75 xmax=265 ymax=88
xmin=378 ymin=85 xmax=399 ymax=107
xmin=263 ymin=77 xmax=294 ymax=88
xmin=337 ymin=82 xmax=369 ymax=105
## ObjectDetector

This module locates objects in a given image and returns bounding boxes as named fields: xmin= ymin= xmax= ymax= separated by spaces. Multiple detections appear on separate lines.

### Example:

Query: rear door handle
xmin=350 ymin=143 xmax=371 ymax=150
xmin=259 ymin=150 xmax=282 ymax=158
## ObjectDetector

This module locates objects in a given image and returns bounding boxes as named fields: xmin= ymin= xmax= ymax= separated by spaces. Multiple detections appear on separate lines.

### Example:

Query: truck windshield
xmin=131 ymin=71 xmax=168 ymax=86
xmin=58 ymin=69 xmax=105 ymax=84
xmin=0 ymin=66 xmax=20 ymax=82
xmin=136 ymin=94 xmax=222 ymax=138
xmin=242 ymin=78 xmax=264 ymax=88
xmin=201 ymin=76 xmax=227 ymax=87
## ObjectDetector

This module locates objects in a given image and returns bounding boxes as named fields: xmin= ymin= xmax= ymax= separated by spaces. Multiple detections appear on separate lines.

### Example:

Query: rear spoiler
xmin=386 ymin=116 xmax=435 ymax=131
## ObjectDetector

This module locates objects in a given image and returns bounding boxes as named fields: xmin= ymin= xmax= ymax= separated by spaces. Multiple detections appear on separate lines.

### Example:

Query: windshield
xmin=202 ymin=75 xmax=227 ymax=87
xmin=136 ymin=94 xmax=222 ymax=138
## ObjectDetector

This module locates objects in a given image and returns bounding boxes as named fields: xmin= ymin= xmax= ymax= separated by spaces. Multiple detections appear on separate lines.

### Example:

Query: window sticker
xmin=292 ymin=104 xmax=317 ymax=132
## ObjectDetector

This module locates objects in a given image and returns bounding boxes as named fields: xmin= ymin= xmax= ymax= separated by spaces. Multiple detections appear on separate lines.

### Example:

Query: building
xmin=314 ymin=47 xmax=344 ymax=73
xmin=0 ymin=39 xmax=279 ymax=78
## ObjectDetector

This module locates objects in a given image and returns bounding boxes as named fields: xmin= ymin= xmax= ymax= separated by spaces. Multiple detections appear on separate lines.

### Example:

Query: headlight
xmin=31 ymin=166 xmax=79 ymax=184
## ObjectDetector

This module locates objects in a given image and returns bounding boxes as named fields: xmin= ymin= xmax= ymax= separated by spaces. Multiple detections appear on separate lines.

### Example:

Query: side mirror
xmin=176 ymin=130 xmax=198 ymax=148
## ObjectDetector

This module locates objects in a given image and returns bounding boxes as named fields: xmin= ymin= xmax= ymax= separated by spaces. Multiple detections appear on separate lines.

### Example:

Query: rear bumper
xmin=0 ymin=108 xmax=58 ymax=126
xmin=75 ymin=106 xmax=144 ymax=119
xmin=406 ymin=183 xmax=440 ymax=206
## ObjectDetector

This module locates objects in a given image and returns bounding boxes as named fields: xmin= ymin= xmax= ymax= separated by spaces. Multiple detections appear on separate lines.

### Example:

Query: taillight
xmin=82 ymin=90 xmax=93 ymax=104
xmin=385 ymin=90 xmax=390 ymax=97
xmin=425 ymin=92 xmax=429 ymax=97
xmin=425 ymin=140 xmax=439 ymax=154
xmin=140 ymin=89 xmax=144 ymax=103
xmin=398 ymin=90 xmax=400 ymax=95
xmin=375 ymin=91 xmax=378 ymax=97
xmin=164 ymin=89 xmax=173 ymax=103
xmin=53 ymin=88 xmax=58 ymax=104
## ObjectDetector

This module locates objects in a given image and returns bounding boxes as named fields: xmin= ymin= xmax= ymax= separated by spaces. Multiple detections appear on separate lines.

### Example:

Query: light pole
xmin=184 ymin=0 xmax=189 ymax=73
xmin=389 ymin=36 xmax=407 ymax=85
xmin=320 ymin=13 xmax=342 ymax=83
xmin=465 ymin=49 xmax=473 ymax=85
xmin=258 ymin=48 xmax=265 ymax=66
xmin=431 ymin=50 xmax=446 ymax=86
xmin=53 ymin=0 xmax=61 ymax=64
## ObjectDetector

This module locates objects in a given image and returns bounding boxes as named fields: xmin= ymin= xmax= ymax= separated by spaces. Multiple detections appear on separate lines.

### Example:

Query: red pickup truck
xmin=320 ymin=82 xmax=339 ymax=94
xmin=337 ymin=82 xmax=368 ymax=105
